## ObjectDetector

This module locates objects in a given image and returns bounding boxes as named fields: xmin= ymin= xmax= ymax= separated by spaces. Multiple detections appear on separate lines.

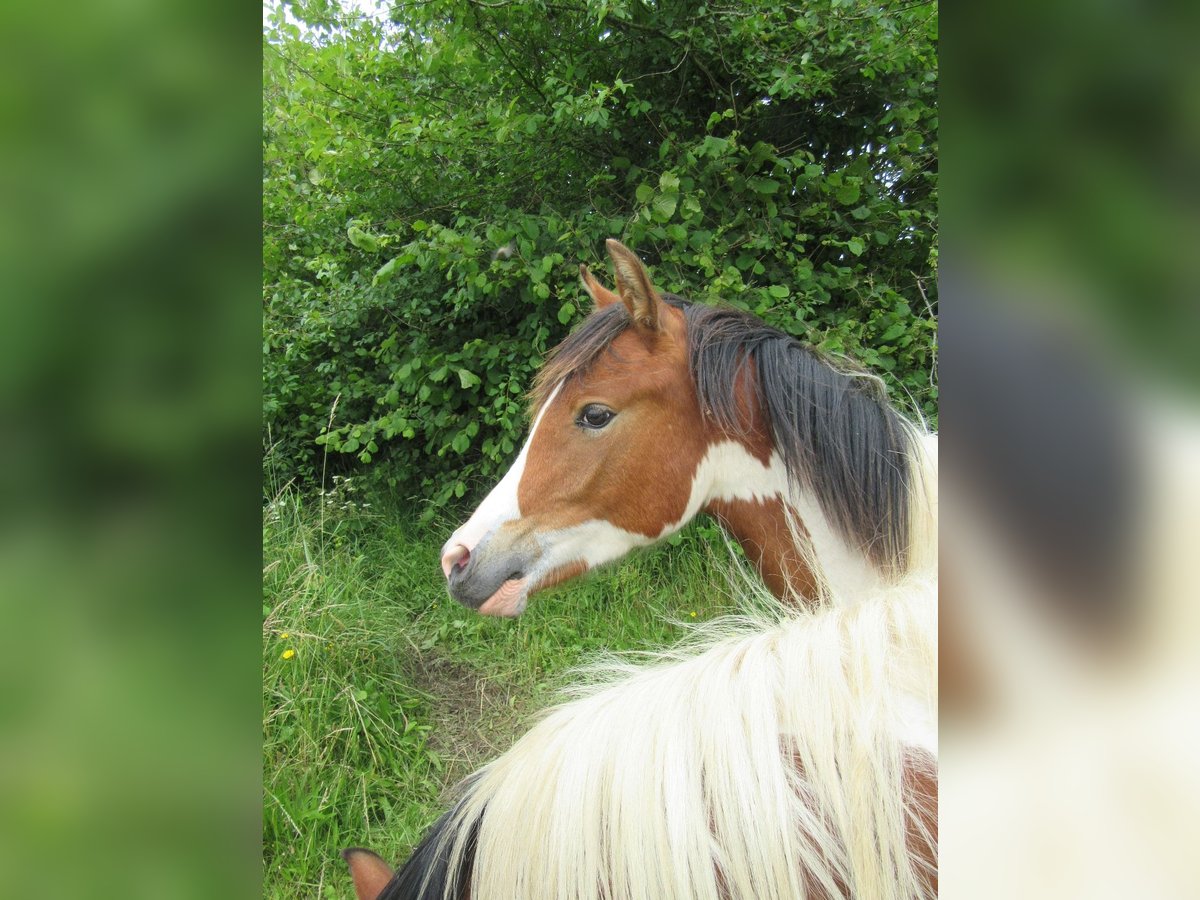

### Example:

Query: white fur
xmin=442 ymin=383 xmax=562 ymax=556
xmin=428 ymin=577 xmax=938 ymax=900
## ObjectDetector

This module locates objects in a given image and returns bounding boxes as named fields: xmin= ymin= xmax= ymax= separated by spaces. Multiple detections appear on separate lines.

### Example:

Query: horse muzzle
xmin=441 ymin=534 xmax=536 ymax=617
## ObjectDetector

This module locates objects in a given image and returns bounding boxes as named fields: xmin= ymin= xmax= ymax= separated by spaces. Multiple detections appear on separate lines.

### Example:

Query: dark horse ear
xmin=342 ymin=848 xmax=394 ymax=900
xmin=579 ymin=263 xmax=622 ymax=311
xmin=606 ymin=239 xmax=662 ymax=331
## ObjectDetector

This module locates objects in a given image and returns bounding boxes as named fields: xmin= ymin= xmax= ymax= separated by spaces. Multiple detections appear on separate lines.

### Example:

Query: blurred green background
xmin=0 ymin=0 xmax=260 ymax=896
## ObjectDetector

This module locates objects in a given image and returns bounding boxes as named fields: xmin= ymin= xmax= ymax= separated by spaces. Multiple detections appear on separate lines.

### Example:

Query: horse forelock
xmin=528 ymin=303 xmax=633 ymax=415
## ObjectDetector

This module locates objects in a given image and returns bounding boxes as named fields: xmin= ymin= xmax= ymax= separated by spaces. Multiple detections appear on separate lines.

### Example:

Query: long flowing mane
xmin=377 ymin=578 xmax=938 ymax=900
xmin=531 ymin=296 xmax=927 ymax=576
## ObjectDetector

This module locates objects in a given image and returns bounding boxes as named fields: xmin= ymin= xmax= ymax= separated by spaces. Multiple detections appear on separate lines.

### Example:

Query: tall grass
xmin=262 ymin=482 xmax=737 ymax=898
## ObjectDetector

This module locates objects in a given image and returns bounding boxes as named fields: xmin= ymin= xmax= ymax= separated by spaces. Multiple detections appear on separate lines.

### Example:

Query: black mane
xmin=377 ymin=791 xmax=480 ymax=900
xmin=675 ymin=297 xmax=918 ymax=575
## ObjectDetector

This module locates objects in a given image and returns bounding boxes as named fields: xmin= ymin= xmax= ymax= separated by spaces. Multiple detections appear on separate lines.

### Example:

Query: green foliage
xmin=263 ymin=0 xmax=938 ymax=510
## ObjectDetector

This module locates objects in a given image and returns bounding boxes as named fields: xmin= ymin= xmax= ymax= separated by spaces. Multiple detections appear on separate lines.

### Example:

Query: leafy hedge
xmin=263 ymin=0 xmax=937 ymax=515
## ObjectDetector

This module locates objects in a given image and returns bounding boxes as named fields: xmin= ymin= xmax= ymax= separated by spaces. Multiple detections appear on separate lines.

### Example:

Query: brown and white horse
xmin=338 ymin=243 xmax=939 ymax=899
xmin=346 ymin=576 xmax=938 ymax=900
xmin=439 ymin=239 xmax=936 ymax=616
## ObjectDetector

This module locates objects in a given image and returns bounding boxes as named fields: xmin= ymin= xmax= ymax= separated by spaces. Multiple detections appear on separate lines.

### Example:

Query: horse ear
xmin=606 ymin=239 xmax=662 ymax=331
xmin=579 ymin=264 xmax=622 ymax=310
xmin=341 ymin=848 xmax=394 ymax=900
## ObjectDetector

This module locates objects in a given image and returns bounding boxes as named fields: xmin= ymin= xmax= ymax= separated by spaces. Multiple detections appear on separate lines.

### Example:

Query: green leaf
xmin=659 ymin=172 xmax=680 ymax=193
xmin=457 ymin=368 xmax=481 ymax=389
xmin=347 ymin=224 xmax=380 ymax=253
xmin=372 ymin=257 xmax=399 ymax=286
xmin=651 ymin=193 xmax=677 ymax=222
xmin=635 ymin=183 xmax=655 ymax=204
xmin=557 ymin=301 xmax=576 ymax=324
xmin=847 ymin=238 xmax=865 ymax=256
xmin=836 ymin=182 xmax=861 ymax=205
xmin=747 ymin=177 xmax=780 ymax=195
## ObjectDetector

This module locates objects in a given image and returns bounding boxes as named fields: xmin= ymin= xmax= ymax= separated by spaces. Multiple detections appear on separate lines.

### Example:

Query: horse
xmin=344 ymin=576 xmax=938 ymax=900
xmin=340 ymin=242 xmax=939 ymax=897
xmin=438 ymin=239 xmax=936 ymax=616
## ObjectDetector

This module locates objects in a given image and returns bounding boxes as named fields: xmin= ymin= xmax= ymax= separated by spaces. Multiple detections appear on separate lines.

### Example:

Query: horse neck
xmin=694 ymin=404 xmax=827 ymax=604
xmin=685 ymin=330 xmax=938 ymax=605
xmin=694 ymin=417 xmax=936 ymax=608
xmin=704 ymin=491 xmax=819 ymax=602
xmin=702 ymin=441 xmax=937 ymax=605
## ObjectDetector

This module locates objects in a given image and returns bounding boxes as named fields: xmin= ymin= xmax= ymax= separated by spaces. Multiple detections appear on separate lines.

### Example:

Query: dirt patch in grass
xmin=404 ymin=651 xmax=540 ymax=794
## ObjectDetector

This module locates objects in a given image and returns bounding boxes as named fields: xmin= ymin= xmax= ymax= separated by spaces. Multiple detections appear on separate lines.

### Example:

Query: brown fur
xmin=708 ymin=496 xmax=818 ymax=599
xmin=579 ymin=264 xmax=621 ymax=309
xmin=343 ymin=848 xmax=395 ymax=900
xmin=902 ymin=753 xmax=939 ymax=898
xmin=517 ymin=302 xmax=710 ymax=539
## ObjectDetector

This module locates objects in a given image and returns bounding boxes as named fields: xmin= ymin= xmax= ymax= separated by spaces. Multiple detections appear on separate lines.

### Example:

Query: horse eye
xmin=577 ymin=405 xmax=615 ymax=430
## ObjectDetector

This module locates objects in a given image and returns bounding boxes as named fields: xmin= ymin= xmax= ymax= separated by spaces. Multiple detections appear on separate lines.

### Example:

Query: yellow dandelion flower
xmin=690 ymin=611 xmax=698 ymax=618
xmin=281 ymin=648 xmax=296 ymax=660
xmin=281 ymin=632 xmax=290 ymax=639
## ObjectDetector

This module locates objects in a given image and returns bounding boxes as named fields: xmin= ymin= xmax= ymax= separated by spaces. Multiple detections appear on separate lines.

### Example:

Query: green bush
xmin=263 ymin=0 xmax=938 ymax=514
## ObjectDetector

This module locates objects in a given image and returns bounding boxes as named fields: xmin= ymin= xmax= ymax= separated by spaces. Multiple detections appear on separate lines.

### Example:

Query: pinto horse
xmin=439 ymin=239 xmax=936 ymax=615
xmin=345 ymin=577 xmax=938 ymax=900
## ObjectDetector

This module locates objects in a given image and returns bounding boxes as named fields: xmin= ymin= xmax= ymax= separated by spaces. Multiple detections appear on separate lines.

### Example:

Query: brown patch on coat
xmin=903 ymin=750 xmax=939 ymax=897
xmin=700 ymin=363 xmax=819 ymax=602
xmin=707 ymin=495 xmax=819 ymax=602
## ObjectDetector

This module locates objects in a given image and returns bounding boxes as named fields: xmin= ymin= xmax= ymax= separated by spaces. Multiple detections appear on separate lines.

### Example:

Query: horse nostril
xmin=507 ymin=570 xmax=524 ymax=582
xmin=441 ymin=543 xmax=471 ymax=580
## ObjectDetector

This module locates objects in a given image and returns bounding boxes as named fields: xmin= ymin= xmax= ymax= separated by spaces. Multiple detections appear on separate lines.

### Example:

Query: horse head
xmin=440 ymin=239 xmax=726 ymax=615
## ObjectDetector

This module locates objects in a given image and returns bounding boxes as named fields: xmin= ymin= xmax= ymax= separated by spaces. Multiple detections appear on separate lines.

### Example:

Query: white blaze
xmin=443 ymin=383 xmax=562 ymax=556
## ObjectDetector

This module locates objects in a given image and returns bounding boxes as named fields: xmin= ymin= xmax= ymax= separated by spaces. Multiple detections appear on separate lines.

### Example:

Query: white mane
xmin=417 ymin=577 xmax=937 ymax=900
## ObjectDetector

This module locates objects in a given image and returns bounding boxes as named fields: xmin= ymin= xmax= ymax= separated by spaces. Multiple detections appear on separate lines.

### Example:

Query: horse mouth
xmin=477 ymin=575 xmax=530 ymax=617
